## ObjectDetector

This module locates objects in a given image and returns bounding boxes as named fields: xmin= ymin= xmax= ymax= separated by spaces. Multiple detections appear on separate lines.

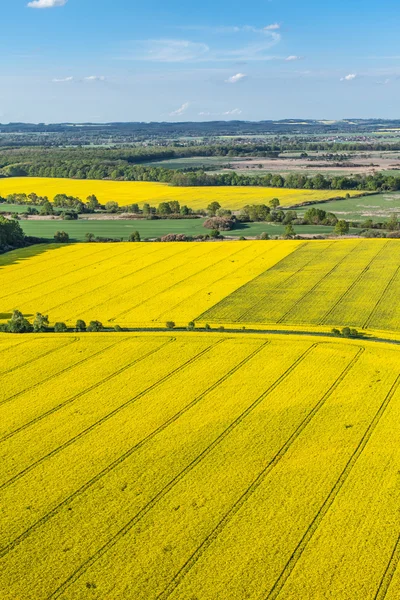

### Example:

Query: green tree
xmin=284 ymin=223 xmax=295 ymax=238
xmin=334 ymin=220 xmax=350 ymax=236
xmin=54 ymin=231 xmax=70 ymax=243
xmin=128 ymin=231 xmax=141 ymax=242
xmin=207 ymin=201 xmax=221 ymax=216
xmin=75 ymin=319 xmax=86 ymax=332
xmin=87 ymin=320 xmax=103 ymax=332
xmin=269 ymin=197 xmax=280 ymax=209
xmin=33 ymin=313 xmax=49 ymax=333
xmin=86 ymin=195 xmax=100 ymax=211
xmin=85 ymin=232 xmax=96 ymax=242
xmin=105 ymin=201 xmax=119 ymax=213
xmin=6 ymin=310 xmax=33 ymax=333
xmin=166 ymin=321 xmax=175 ymax=329
xmin=54 ymin=322 xmax=68 ymax=332
xmin=187 ymin=321 xmax=195 ymax=331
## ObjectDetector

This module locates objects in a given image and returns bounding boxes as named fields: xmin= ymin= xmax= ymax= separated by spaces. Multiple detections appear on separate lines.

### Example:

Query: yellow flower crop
xmin=0 ymin=177 xmax=362 ymax=209
xmin=2 ymin=332 xmax=400 ymax=599
xmin=1 ymin=239 xmax=400 ymax=334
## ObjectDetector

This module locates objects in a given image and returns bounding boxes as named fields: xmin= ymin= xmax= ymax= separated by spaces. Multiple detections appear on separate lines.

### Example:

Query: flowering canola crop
xmin=0 ymin=177 xmax=362 ymax=209
xmin=1 ymin=332 xmax=400 ymax=599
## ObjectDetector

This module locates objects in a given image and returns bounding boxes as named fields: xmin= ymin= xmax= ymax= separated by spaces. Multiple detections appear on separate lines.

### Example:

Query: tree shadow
xmin=0 ymin=243 xmax=70 ymax=270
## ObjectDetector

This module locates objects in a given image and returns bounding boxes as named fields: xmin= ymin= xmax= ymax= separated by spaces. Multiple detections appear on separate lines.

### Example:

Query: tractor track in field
xmin=46 ymin=343 xmax=320 ymax=600
xmin=0 ymin=337 xmax=121 ymax=408
xmin=194 ymin=241 xmax=308 ymax=324
xmin=234 ymin=242 xmax=336 ymax=323
xmin=57 ymin=243 xmax=211 ymax=323
xmin=319 ymin=241 xmax=391 ymax=326
xmin=0 ymin=337 xmax=79 ymax=381
xmin=155 ymin=346 xmax=365 ymax=600
xmin=0 ymin=339 xmax=220 ymax=491
xmin=153 ymin=243 xmax=282 ymax=323
xmin=374 ymin=533 xmax=400 ymax=600
xmin=0 ymin=340 xmax=268 ymax=558
xmin=363 ymin=264 xmax=400 ymax=330
xmin=0 ymin=337 xmax=174 ymax=444
xmin=108 ymin=244 xmax=247 ymax=322
xmin=265 ymin=371 xmax=400 ymax=600
xmin=276 ymin=240 xmax=363 ymax=324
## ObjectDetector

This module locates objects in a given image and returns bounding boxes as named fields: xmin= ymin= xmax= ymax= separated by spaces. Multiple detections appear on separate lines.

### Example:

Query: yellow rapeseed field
xmin=1 ymin=239 xmax=400 ymax=333
xmin=0 ymin=177 xmax=362 ymax=209
xmin=1 ymin=332 xmax=400 ymax=599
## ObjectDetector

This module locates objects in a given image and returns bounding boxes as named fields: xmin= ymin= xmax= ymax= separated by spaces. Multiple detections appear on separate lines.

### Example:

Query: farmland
xmin=1 ymin=332 xmax=400 ymax=599
xmin=0 ymin=177 xmax=362 ymax=210
xmin=1 ymin=239 xmax=400 ymax=334
xmin=18 ymin=218 xmax=344 ymax=241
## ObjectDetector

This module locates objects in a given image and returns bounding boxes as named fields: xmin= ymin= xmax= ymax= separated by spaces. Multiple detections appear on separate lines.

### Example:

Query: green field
xmin=142 ymin=156 xmax=235 ymax=170
xmin=301 ymin=192 xmax=400 ymax=222
xmin=19 ymin=219 xmax=344 ymax=241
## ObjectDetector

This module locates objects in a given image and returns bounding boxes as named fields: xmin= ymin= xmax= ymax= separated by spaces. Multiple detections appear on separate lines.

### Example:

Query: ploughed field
xmin=0 ymin=177 xmax=362 ymax=209
xmin=2 ymin=333 xmax=400 ymax=599
xmin=1 ymin=239 xmax=400 ymax=333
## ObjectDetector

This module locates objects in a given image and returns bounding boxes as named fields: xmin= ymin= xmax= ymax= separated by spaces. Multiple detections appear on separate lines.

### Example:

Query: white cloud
xmin=126 ymin=39 xmax=209 ymax=63
xmin=223 ymin=108 xmax=242 ymax=115
xmin=169 ymin=102 xmax=190 ymax=116
xmin=285 ymin=55 xmax=302 ymax=62
xmin=264 ymin=23 xmax=280 ymax=30
xmin=225 ymin=73 xmax=247 ymax=84
xmin=120 ymin=26 xmax=281 ymax=63
xmin=52 ymin=76 xmax=74 ymax=82
xmin=340 ymin=73 xmax=357 ymax=81
xmin=84 ymin=75 xmax=106 ymax=81
xmin=27 ymin=0 xmax=67 ymax=8
xmin=198 ymin=108 xmax=242 ymax=117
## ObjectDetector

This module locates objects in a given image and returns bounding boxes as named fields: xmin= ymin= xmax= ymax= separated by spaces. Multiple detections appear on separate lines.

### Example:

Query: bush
xmin=187 ymin=321 xmax=195 ymax=331
xmin=166 ymin=321 xmax=175 ymax=330
xmin=258 ymin=232 xmax=270 ymax=240
xmin=160 ymin=233 xmax=187 ymax=242
xmin=113 ymin=324 xmax=123 ymax=332
xmin=54 ymin=322 xmax=68 ymax=332
xmin=54 ymin=231 xmax=70 ymax=243
xmin=128 ymin=231 xmax=141 ymax=242
xmin=85 ymin=233 xmax=96 ymax=242
xmin=203 ymin=216 xmax=235 ymax=231
xmin=75 ymin=319 xmax=86 ymax=332
xmin=87 ymin=320 xmax=103 ymax=332
xmin=33 ymin=312 xmax=49 ymax=333
xmin=205 ymin=323 xmax=211 ymax=331
xmin=3 ymin=310 xmax=33 ymax=333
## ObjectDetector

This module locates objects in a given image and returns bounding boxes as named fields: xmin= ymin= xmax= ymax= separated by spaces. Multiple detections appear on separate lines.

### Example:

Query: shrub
xmin=54 ymin=231 xmax=70 ymax=243
xmin=33 ymin=312 xmax=49 ymax=333
xmin=54 ymin=322 xmax=68 ymax=332
xmin=128 ymin=231 xmax=141 ymax=242
xmin=166 ymin=321 xmax=175 ymax=329
xmin=87 ymin=320 xmax=103 ymax=332
xmin=113 ymin=324 xmax=123 ymax=332
xmin=203 ymin=216 xmax=235 ymax=231
xmin=205 ymin=323 xmax=211 ymax=331
xmin=75 ymin=319 xmax=86 ymax=332
xmin=85 ymin=233 xmax=95 ymax=242
xmin=187 ymin=321 xmax=195 ymax=331
xmin=258 ymin=232 xmax=270 ymax=240
xmin=4 ymin=310 xmax=33 ymax=333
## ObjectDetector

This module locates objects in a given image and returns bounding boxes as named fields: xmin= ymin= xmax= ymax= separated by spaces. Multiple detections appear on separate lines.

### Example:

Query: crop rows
xmin=2 ymin=334 xmax=400 ymax=599
xmin=200 ymin=239 xmax=400 ymax=332
xmin=0 ymin=241 xmax=299 ymax=327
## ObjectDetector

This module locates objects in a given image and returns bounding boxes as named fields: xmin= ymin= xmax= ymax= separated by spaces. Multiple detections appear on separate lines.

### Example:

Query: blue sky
xmin=2 ymin=0 xmax=400 ymax=122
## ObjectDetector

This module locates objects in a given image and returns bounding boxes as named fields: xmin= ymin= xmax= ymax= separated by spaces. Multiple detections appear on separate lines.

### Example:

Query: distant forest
xmin=1 ymin=145 xmax=400 ymax=191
